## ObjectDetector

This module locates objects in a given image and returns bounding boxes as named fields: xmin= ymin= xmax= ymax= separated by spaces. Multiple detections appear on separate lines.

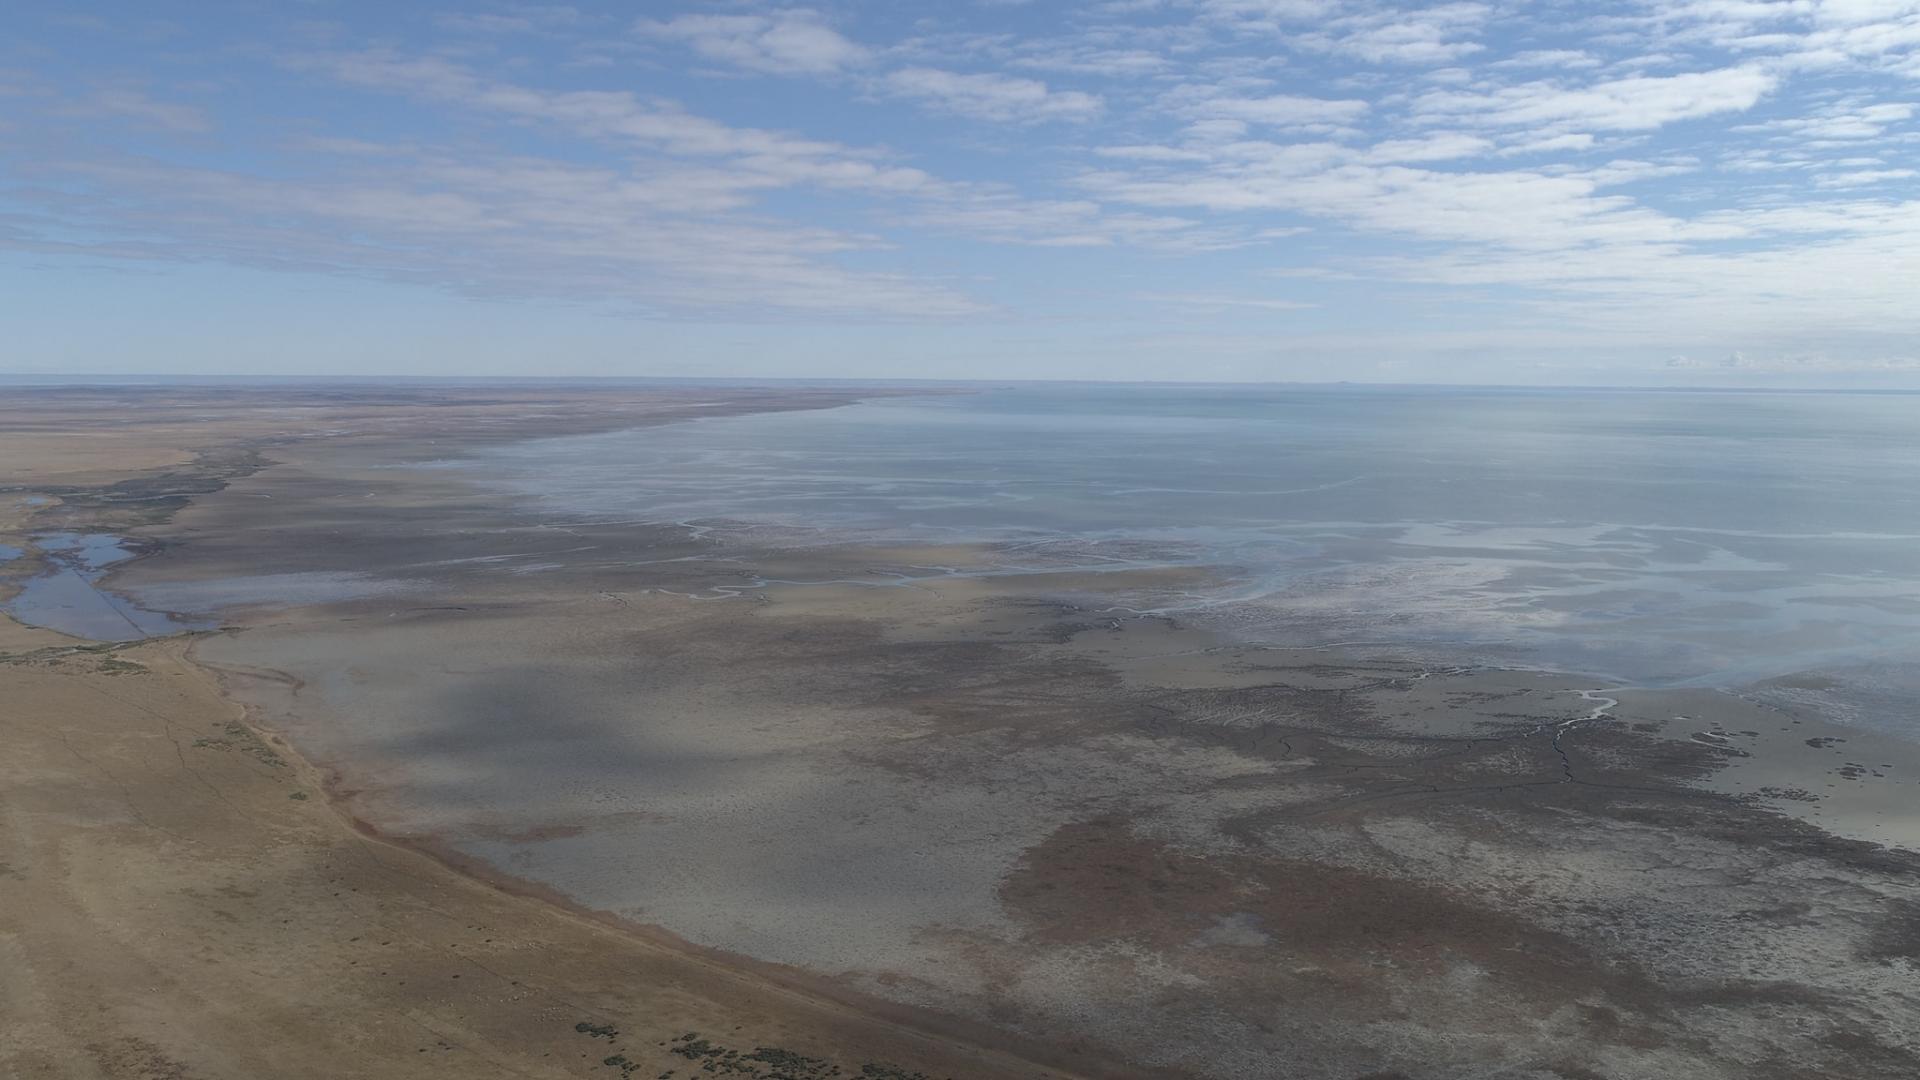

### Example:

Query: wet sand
xmin=7 ymin=384 xmax=1920 ymax=1079
xmin=3 ymin=386 xmax=1067 ymax=1080
xmin=1 ymin=633 xmax=1086 ymax=1080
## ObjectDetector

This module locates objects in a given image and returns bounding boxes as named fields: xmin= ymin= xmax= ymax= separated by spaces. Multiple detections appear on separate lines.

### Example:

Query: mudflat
xmin=5 ymin=385 xmax=1920 ymax=1080
xmin=1 ymin=386 xmax=1064 ymax=1080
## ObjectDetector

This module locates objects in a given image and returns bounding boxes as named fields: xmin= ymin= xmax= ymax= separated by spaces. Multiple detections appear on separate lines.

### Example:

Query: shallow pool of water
xmin=2 ymin=532 xmax=205 ymax=640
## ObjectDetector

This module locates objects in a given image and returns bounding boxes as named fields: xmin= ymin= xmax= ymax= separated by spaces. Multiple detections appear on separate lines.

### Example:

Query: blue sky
xmin=4 ymin=1 xmax=1918 ymax=384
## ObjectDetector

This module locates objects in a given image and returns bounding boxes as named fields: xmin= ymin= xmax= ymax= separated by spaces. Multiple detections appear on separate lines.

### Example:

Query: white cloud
xmin=1093 ymin=144 xmax=1220 ymax=162
xmin=1492 ymin=49 xmax=1604 ymax=70
xmin=1814 ymin=166 xmax=1918 ymax=184
xmin=10 ymin=51 xmax=1006 ymax=318
xmin=1300 ymin=3 xmax=1493 ymax=64
xmin=1500 ymin=132 xmax=1601 ymax=155
xmin=1170 ymin=91 xmax=1371 ymax=129
xmin=1816 ymin=0 xmax=1920 ymax=28
xmin=1745 ymin=98 xmax=1915 ymax=140
xmin=1623 ymin=0 xmax=1920 ymax=76
xmin=1198 ymin=0 xmax=1341 ymax=28
xmin=908 ymin=196 xmax=1260 ymax=250
xmin=638 ymin=10 xmax=869 ymax=75
xmin=1358 ymin=196 xmax=1920 ymax=342
xmin=882 ymin=67 xmax=1103 ymax=122
xmin=1362 ymin=132 xmax=1495 ymax=162
xmin=10 ymin=148 xmax=982 ymax=318
xmin=1414 ymin=65 xmax=1778 ymax=131
xmin=1009 ymin=46 xmax=1174 ymax=77
xmin=1199 ymin=1 xmax=1490 ymax=64
xmin=315 ymin=52 xmax=942 ymax=195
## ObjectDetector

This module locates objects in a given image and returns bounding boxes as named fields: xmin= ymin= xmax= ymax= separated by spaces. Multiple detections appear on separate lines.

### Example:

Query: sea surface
xmin=479 ymin=385 xmax=1920 ymax=716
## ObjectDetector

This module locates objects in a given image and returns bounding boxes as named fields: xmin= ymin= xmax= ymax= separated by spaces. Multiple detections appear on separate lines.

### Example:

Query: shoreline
xmin=10 ymin=382 xmax=1920 ymax=1079
xmin=25 ymin=382 xmax=1920 ymax=853
xmin=0 ymin=628 xmax=1090 ymax=1080
xmin=191 ymin=637 xmax=1131 ymax=1080
xmin=4 ymin=384 xmax=1100 ymax=1080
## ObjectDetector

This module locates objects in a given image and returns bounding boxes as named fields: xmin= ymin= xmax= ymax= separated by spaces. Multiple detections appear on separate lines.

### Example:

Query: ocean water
xmin=483 ymin=385 xmax=1920 ymax=696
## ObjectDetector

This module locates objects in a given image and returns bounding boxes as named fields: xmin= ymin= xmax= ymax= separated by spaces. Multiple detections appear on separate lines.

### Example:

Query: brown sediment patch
xmin=1000 ymin=817 xmax=1643 ymax=999
xmin=881 ymin=650 xmax=1143 ymax=742
xmin=998 ymin=818 xmax=1247 ymax=951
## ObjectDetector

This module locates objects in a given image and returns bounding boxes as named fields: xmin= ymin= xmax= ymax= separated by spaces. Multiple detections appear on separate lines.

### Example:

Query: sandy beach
xmin=7 ymin=384 xmax=1920 ymax=1080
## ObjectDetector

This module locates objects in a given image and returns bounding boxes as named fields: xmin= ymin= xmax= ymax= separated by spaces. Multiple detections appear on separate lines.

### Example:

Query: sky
xmin=3 ymin=1 xmax=1918 ymax=385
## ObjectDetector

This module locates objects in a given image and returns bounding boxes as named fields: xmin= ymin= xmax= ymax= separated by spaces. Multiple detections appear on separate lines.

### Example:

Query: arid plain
xmin=5 ymin=385 xmax=1920 ymax=1080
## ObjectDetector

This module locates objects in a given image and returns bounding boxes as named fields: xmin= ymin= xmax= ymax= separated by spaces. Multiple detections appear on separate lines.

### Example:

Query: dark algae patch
xmin=574 ymin=1026 xmax=953 ymax=1080
xmin=191 ymin=719 xmax=287 ymax=768
xmin=0 ymin=640 xmax=158 ymax=676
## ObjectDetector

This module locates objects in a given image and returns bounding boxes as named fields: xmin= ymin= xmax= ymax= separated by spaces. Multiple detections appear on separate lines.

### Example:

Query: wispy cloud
xmin=10 ymin=145 xmax=984 ymax=317
xmin=1299 ymin=3 xmax=1493 ymax=65
xmin=1162 ymin=87 xmax=1371 ymax=131
xmin=1412 ymin=65 xmax=1779 ymax=132
xmin=882 ymin=67 xmax=1103 ymax=122
xmin=637 ymin=9 xmax=869 ymax=75
xmin=5 ymin=0 xmax=1919 ymax=377
xmin=313 ymin=52 xmax=942 ymax=195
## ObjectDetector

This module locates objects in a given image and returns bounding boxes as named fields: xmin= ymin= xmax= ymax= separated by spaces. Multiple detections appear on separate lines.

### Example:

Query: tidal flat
xmin=7 ymin=384 xmax=1920 ymax=1080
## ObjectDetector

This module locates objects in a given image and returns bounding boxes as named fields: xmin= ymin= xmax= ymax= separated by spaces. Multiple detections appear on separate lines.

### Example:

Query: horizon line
xmin=4 ymin=372 xmax=1920 ymax=395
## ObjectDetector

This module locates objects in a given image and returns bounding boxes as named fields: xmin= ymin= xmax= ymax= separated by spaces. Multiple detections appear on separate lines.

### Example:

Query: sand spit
xmin=7 ymin=384 xmax=1920 ymax=1080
